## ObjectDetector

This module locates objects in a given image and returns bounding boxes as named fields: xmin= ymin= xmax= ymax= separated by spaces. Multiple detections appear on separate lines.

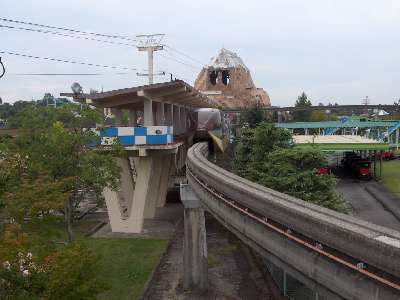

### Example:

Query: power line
xmin=0 ymin=24 xmax=137 ymax=47
xmin=0 ymin=17 xmax=139 ymax=42
xmin=13 ymin=73 xmax=130 ymax=76
xmin=163 ymin=44 xmax=204 ymax=65
xmin=0 ymin=57 xmax=5 ymax=78
xmin=0 ymin=51 xmax=137 ymax=71
xmin=157 ymin=52 xmax=199 ymax=70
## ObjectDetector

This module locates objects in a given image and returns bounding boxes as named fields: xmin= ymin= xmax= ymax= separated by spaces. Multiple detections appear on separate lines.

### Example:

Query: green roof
xmin=275 ymin=121 xmax=399 ymax=129
xmin=295 ymin=143 xmax=390 ymax=151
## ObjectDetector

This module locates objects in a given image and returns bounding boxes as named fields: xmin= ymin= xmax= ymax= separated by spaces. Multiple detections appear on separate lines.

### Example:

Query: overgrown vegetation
xmin=234 ymin=123 xmax=348 ymax=213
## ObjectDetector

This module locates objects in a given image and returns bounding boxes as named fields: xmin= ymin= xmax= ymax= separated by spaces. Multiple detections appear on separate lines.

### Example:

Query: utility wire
xmin=0 ymin=51 xmax=137 ymax=71
xmin=0 ymin=57 xmax=5 ymax=78
xmin=0 ymin=17 xmax=139 ymax=42
xmin=13 ymin=73 xmax=130 ymax=76
xmin=0 ymin=24 xmax=138 ymax=47
xmin=157 ymin=51 xmax=199 ymax=70
xmin=163 ymin=44 xmax=204 ymax=65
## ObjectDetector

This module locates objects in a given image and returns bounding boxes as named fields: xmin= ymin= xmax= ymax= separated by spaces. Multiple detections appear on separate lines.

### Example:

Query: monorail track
xmin=186 ymin=142 xmax=400 ymax=299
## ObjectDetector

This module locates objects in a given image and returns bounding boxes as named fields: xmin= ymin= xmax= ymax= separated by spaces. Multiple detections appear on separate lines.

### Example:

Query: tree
xmin=2 ymin=104 xmax=121 ymax=242
xmin=309 ymin=110 xmax=327 ymax=122
xmin=239 ymin=105 xmax=264 ymax=128
xmin=234 ymin=123 xmax=348 ymax=213
xmin=292 ymin=92 xmax=312 ymax=121
xmin=235 ymin=123 xmax=292 ymax=176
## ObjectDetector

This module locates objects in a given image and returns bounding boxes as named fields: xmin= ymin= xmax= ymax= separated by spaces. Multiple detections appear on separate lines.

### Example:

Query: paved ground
xmin=336 ymin=174 xmax=400 ymax=231
xmin=93 ymin=203 xmax=183 ymax=239
xmin=142 ymin=215 xmax=275 ymax=300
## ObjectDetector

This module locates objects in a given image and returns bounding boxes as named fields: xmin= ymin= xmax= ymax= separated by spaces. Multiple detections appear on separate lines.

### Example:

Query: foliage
xmin=239 ymin=105 xmax=264 ymax=128
xmin=292 ymin=92 xmax=312 ymax=121
xmin=0 ymin=95 xmax=70 ymax=126
xmin=0 ymin=244 xmax=108 ymax=300
xmin=0 ymin=219 xmax=166 ymax=300
xmin=0 ymin=251 xmax=48 ymax=300
xmin=45 ymin=243 xmax=108 ymax=300
xmin=5 ymin=176 xmax=68 ymax=223
xmin=1 ymin=104 xmax=121 ymax=242
xmin=0 ymin=223 xmax=30 ymax=261
xmin=309 ymin=110 xmax=339 ymax=122
xmin=234 ymin=123 xmax=292 ymax=175
xmin=245 ymin=147 xmax=348 ymax=212
xmin=234 ymin=123 xmax=348 ymax=213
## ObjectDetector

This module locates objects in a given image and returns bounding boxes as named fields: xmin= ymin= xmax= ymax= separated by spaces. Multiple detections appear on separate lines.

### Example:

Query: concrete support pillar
xmin=143 ymin=156 xmax=164 ymax=218
xmin=396 ymin=128 xmax=399 ymax=150
xmin=128 ymin=110 xmax=138 ymax=127
xmin=144 ymin=99 xmax=153 ymax=126
xmin=165 ymin=103 xmax=173 ymax=126
xmin=111 ymin=108 xmax=123 ymax=126
xmin=103 ymin=154 xmax=172 ymax=233
xmin=305 ymin=128 xmax=309 ymax=135
xmin=103 ymin=157 xmax=135 ymax=232
xmin=173 ymin=105 xmax=181 ymax=135
xmin=180 ymin=184 xmax=208 ymax=291
xmin=157 ymin=155 xmax=173 ymax=208
xmin=180 ymin=106 xmax=187 ymax=132
xmin=155 ymin=102 xmax=165 ymax=125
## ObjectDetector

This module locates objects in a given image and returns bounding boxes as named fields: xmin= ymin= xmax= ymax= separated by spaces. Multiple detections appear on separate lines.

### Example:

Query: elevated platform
xmin=61 ymin=81 xmax=212 ymax=234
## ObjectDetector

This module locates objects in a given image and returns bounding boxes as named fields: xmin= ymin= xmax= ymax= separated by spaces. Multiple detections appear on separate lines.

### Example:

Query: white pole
xmin=148 ymin=48 xmax=154 ymax=84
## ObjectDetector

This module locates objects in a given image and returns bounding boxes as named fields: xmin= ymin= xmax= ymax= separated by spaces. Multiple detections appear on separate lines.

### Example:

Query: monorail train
xmin=192 ymin=108 xmax=230 ymax=152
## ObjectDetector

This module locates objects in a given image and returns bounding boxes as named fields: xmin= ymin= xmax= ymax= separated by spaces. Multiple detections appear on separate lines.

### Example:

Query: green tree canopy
xmin=239 ymin=105 xmax=264 ymax=128
xmin=1 ymin=104 xmax=121 ymax=242
xmin=292 ymin=92 xmax=312 ymax=121
xmin=234 ymin=122 xmax=348 ymax=213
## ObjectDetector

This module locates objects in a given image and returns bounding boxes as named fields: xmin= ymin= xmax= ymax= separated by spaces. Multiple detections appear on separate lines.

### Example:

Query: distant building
xmin=194 ymin=48 xmax=271 ymax=109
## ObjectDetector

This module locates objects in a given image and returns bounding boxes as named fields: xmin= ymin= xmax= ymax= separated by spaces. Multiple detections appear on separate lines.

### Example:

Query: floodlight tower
xmin=136 ymin=34 xmax=165 ymax=84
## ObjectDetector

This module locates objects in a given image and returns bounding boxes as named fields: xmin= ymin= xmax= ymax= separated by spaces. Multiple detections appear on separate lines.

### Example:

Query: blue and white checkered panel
xmin=98 ymin=126 xmax=173 ymax=146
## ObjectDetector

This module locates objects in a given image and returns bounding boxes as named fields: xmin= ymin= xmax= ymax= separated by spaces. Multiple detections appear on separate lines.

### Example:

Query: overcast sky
xmin=1 ymin=0 xmax=400 ymax=106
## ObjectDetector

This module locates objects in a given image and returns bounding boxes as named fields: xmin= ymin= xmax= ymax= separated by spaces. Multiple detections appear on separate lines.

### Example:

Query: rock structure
xmin=194 ymin=48 xmax=271 ymax=109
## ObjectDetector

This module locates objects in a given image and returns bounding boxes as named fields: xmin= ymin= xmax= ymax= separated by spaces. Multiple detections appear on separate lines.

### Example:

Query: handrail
xmin=186 ymin=142 xmax=400 ymax=281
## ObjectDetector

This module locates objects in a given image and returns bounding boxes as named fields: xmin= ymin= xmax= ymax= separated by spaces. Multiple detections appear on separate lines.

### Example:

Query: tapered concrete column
xmin=128 ymin=110 xmax=138 ymax=127
xmin=180 ymin=184 xmax=208 ymax=291
xmin=165 ymin=103 xmax=173 ymax=126
xmin=103 ymin=156 xmax=162 ymax=233
xmin=111 ymin=108 xmax=123 ymax=126
xmin=157 ymin=155 xmax=173 ymax=208
xmin=155 ymin=102 xmax=165 ymax=125
xmin=103 ymin=157 xmax=135 ymax=232
xmin=143 ymin=156 xmax=164 ymax=218
xmin=144 ymin=99 xmax=153 ymax=126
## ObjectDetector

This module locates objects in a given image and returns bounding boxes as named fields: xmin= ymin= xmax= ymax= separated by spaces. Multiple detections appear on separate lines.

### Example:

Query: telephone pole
xmin=136 ymin=34 xmax=165 ymax=84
